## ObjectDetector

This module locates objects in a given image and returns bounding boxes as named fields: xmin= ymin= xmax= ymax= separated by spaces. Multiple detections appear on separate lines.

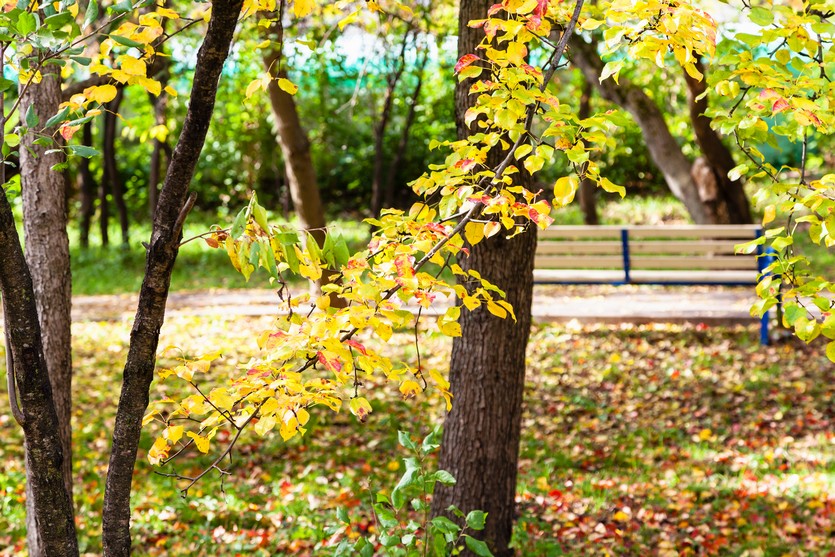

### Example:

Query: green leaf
xmin=397 ymin=431 xmax=417 ymax=451
xmin=336 ymin=507 xmax=349 ymax=524
xmin=332 ymin=233 xmax=350 ymax=268
xmin=44 ymin=11 xmax=73 ymax=29
xmin=16 ymin=11 xmax=37 ymax=35
xmin=230 ymin=207 xmax=247 ymax=238
xmin=24 ymin=105 xmax=38 ymax=128
xmin=67 ymin=144 xmax=99 ymax=158
xmin=430 ymin=516 xmax=459 ymax=535
xmin=465 ymin=510 xmax=487 ymax=531
xmin=464 ymin=535 xmax=494 ymax=556
xmin=749 ymin=6 xmax=774 ymax=27
xmin=827 ymin=341 xmax=835 ymax=363
xmin=431 ymin=470 xmax=456 ymax=486
xmin=109 ymin=34 xmax=144 ymax=49
xmin=83 ymin=0 xmax=98 ymax=29
xmin=44 ymin=106 xmax=71 ymax=129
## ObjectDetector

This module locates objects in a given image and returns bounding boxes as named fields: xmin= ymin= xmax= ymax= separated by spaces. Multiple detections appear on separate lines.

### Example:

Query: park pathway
xmin=70 ymin=285 xmax=759 ymax=325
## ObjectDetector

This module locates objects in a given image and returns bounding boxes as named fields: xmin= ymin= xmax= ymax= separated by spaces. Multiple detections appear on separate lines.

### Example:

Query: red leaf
xmin=344 ymin=339 xmax=368 ymax=355
xmin=455 ymin=54 xmax=480 ymax=74
xmin=771 ymin=97 xmax=790 ymax=114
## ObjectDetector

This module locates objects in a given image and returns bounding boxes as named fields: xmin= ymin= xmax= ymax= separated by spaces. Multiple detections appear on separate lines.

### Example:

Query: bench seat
xmin=533 ymin=269 xmax=759 ymax=285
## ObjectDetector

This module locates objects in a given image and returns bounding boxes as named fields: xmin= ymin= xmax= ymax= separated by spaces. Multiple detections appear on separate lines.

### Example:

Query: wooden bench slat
xmin=536 ymin=241 xmax=623 ymax=255
xmin=533 ymin=269 xmax=758 ymax=284
xmin=629 ymin=240 xmax=740 ymax=255
xmin=630 ymin=256 xmax=758 ymax=270
xmin=540 ymin=224 xmax=762 ymax=240
xmin=535 ymin=256 xmax=624 ymax=269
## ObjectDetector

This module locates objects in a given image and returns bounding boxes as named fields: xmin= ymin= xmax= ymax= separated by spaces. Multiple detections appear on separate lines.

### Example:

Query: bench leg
xmin=760 ymin=309 xmax=770 ymax=346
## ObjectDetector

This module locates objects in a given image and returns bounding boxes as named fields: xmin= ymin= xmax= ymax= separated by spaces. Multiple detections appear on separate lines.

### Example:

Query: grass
xmin=0 ymin=315 xmax=832 ymax=556
xmin=69 ymin=212 xmax=372 ymax=295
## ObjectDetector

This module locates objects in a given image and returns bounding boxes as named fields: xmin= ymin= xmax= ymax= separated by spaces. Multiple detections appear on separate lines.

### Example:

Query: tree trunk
xmin=577 ymin=80 xmax=598 ymax=225
xmin=383 ymin=49 xmax=428 ymax=209
xmin=370 ymin=32 xmax=410 ymax=215
xmin=19 ymin=63 xmax=75 ymax=557
xmin=103 ymin=88 xmax=129 ymax=245
xmin=79 ymin=121 xmax=97 ymax=248
xmin=683 ymin=57 xmax=752 ymax=224
xmin=102 ymin=1 xmax=244 ymax=555
xmin=148 ymin=4 xmax=171 ymax=220
xmin=569 ymin=36 xmax=726 ymax=224
xmin=431 ymin=2 xmax=536 ymax=555
xmin=262 ymin=14 xmax=343 ymax=303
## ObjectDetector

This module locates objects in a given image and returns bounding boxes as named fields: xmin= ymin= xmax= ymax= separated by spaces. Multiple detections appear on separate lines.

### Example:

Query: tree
xmin=0 ymin=1 xmax=245 ymax=554
xmin=569 ymin=34 xmax=751 ymax=224
xmin=19 ymin=55 xmax=74 ymax=557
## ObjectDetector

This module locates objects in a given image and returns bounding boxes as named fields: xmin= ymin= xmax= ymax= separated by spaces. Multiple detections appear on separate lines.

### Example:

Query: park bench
xmin=533 ymin=225 xmax=776 ymax=344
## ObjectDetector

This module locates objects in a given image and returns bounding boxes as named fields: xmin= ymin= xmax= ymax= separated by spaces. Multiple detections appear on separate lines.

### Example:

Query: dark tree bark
xmin=103 ymin=87 xmax=129 ymax=245
xmin=370 ymin=29 xmax=411 ymax=215
xmin=19 ymin=63 xmax=75 ymax=557
xmin=101 ymin=1 xmax=244 ymax=555
xmin=430 ymin=1 xmax=537 ymax=555
xmin=569 ymin=35 xmax=729 ymax=224
xmin=577 ymin=80 xmax=598 ymax=225
xmin=78 ymin=121 xmax=97 ymax=248
xmin=683 ymin=57 xmax=752 ymax=224
xmin=383 ymin=48 xmax=428 ymax=209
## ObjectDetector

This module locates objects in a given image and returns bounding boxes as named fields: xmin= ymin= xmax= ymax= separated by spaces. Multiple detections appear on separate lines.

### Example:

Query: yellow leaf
xmin=294 ymin=0 xmax=314 ymax=17
xmin=134 ymin=76 xmax=161 ymax=96
xmin=464 ymin=221 xmax=485 ymax=246
xmin=164 ymin=85 xmax=178 ymax=97
xmin=553 ymin=176 xmax=578 ymax=207
xmin=349 ymin=397 xmax=373 ymax=423
xmin=698 ymin=428 xmax=713 ymax=441
xmin=245 ymin=78 xmax=263 ymax=99
xmin=187 ymin=431 xmax=210 ymax=453
xmin=399 ymin=380 xmax=422 ymax=398
xmin=613 ymin=510 xmax=630 ymax=522
xmin=484 ymin=221 xmax=501 ymax=238
xmin=487 ymin=301 xmax=507 ymax=319
xmin=462 ymin=295 xmax=481 ymax=311
xmin=117 ymin=55 xmax=146 ymax=77
xmin=209 ymin=387 xmax=235 ymax=411
xmin=148 ymin=437 xmax=170 ymax=465
xmin=163 ymin=425 xmax=184 ymax=444
xmin=277 ymin=77 xmax=298 ymax=95
xmin=157 ymin=7 xmax=180 ymax=19
xmin=86 ymin=84 xmax=118 ymax=104
xmin=763 ymin=205 xmax=776 ymax=225
xmin=437 ymin=315 xmax=462 ymax=337
xmin=254 ymin=415 xmax=277 ymax=436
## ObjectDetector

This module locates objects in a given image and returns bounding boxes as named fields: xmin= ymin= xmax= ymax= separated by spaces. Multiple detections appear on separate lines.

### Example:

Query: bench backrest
xmin=535 ymin=225 xmax=765 ymax=284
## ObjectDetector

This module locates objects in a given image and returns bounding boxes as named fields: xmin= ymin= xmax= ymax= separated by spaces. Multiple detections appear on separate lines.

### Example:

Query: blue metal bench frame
xmin=534 ymin=226 xmax=778 ymax=345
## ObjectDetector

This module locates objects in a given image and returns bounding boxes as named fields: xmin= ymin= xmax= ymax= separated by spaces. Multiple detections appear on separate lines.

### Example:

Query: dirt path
xmin=69 ymin=284 xmax=760 ymax=325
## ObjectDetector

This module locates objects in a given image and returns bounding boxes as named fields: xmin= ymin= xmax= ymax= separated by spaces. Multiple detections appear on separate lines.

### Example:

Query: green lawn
xmin=0 ymin=316 xmax=832 ymax=555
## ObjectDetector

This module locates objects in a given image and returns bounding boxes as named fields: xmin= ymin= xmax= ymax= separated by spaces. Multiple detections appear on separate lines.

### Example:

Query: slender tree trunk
xmin=103 ymin=88 xmax=129 ymax=245
xmin=577 ymin=80 xmax=598 ymax=225
xmin=383 ymin=49 xmax=428 ymax=209
xmin=148 ymin=4 xmax=171 ymax=220
xmin=569 ymin=36 xmax=727 ymax=224
xmin=683 ymin=57 xmax=752 ymax=224
xmin=19 ymin=63 xmax=74 ymax=557
xmin=79 ymin=121 xmax=97 ymax=248
xmin=98 ymin=115 xmax=110 ymax=247
xmin=102 ymin=2 xmax=244 ymax=554
xmin=431 ymin=2 xmax=536 ymax=555
xmin=370 ymin=31 xmax=410 ymax=215
xmin=1 ymin=64 xmax=77 ymax=557
xmin=262 ymin=12 xmax=343 ymax=303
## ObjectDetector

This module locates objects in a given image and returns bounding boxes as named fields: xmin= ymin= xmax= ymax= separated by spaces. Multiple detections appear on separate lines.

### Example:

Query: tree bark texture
xmin=569 ymin=36 xmax=727 ymax=224
xmin=431 ymin=2 xmax=537 ymax=555
xmin=683 ymin=57 xmax=752 ymax=224
xmin=0 ymin=179 xmax=78 ymax=557
xmin=577 ymin=80 xmax=598 ymax=225
xmin=19 ymin=63 xmax=75 ymax=557
xmin=103 ymin=87 xmax=129 ymax=245
xmin=78 ymin=121 xmax=96 ymax=248
xmin=148 ymin=6 xmax=172 ymax=220
xmin=102 ymin=1 xmax=244 ymax=555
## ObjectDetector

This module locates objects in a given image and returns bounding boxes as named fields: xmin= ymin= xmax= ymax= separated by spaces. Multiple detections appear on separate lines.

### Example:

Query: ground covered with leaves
xmin=0 ymin=312 xmax=832 ymax=556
